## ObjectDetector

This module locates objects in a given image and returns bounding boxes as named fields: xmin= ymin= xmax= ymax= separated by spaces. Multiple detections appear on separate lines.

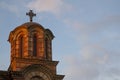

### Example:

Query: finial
xmin=26 ymin=10 xmax=36 ymax=22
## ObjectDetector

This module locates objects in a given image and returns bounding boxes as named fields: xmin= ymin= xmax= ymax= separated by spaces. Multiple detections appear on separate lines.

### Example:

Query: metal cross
xmin=26 ymin=10 xmax=36 ymax=22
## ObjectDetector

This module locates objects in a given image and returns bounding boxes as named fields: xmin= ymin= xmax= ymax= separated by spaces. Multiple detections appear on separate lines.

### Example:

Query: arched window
xmin=19 ymin=36 xmax=24 ymax=57
xmin=33 ymin=35 xmax=37 ymax=56
xmin=45 ymin=38 xmax=48 ymax=59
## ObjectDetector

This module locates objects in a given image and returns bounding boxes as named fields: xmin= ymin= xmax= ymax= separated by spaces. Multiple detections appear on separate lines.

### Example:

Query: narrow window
xmin=45 ymin=38 xmax=48 ymax=59
xmin=19 ymin=36 xmax=23 ymax=57
xmin=33 ymin=35 xmax=37 ymax=56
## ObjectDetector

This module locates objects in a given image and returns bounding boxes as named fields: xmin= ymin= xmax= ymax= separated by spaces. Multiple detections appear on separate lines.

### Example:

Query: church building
xmin=0 ymin=10 xmax=64 ymax=80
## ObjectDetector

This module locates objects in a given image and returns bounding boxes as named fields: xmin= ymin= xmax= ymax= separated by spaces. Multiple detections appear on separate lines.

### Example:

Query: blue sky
xmin=0 ymin=0 xmax=120 ymax=80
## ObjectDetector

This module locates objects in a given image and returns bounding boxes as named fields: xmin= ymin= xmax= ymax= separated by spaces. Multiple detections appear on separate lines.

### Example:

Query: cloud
xmin=63 ymin=43 xmax=120 ymax=80
xmin=64 ymin=15 xmax=120 ymax=33
xmin=0 ymin=1 xmax=19 ymax=14
xmin=62 ymin=15 xmax=120 ymax=80
xmin=27 ymin=0 xmax=72 ymax=16
xmin=64 ymin=15 xmax=120 ymax=46
xmin=63 ymin=54 xmax=100 ymax=80
xmin=80 ymin=45 xmax=109 ymax=64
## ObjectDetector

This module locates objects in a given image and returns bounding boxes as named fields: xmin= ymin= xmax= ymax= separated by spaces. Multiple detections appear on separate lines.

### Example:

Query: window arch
xmin=33 ymin=35 xmax=37 ymax=56
xmin=30 ymin=76 xmax=44 ymax=80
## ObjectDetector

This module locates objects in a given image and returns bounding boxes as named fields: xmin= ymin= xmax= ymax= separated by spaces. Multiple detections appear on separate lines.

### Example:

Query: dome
xmin=8 ymin=22 xmax=54 ymax=42
xmin=21 ymin=22 xmax=44 ymax=28
xmin=14 ymin=22 xmax=45 ymax=31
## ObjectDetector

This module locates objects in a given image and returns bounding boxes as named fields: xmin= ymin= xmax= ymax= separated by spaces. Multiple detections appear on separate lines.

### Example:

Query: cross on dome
xmin=26 ymin=10 xmax=36 ymax=22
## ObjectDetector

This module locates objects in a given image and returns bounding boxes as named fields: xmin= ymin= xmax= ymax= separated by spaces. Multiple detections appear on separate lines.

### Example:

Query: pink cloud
xmin=27 ymin=0 xmax=72 ymax=16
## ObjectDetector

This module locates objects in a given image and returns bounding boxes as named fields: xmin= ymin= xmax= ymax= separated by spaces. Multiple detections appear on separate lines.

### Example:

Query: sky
xmin=0 ymin=0 xmax=120 ymax=80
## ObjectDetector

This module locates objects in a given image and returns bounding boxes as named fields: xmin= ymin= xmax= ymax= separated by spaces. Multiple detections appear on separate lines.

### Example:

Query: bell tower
xmin=8 ymin=10 xmax=64 ymax=80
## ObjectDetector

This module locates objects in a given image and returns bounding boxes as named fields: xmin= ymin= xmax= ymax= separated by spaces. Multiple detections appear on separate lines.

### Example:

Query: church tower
xmin=7 ymin=10 xmax=64 ymax=80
